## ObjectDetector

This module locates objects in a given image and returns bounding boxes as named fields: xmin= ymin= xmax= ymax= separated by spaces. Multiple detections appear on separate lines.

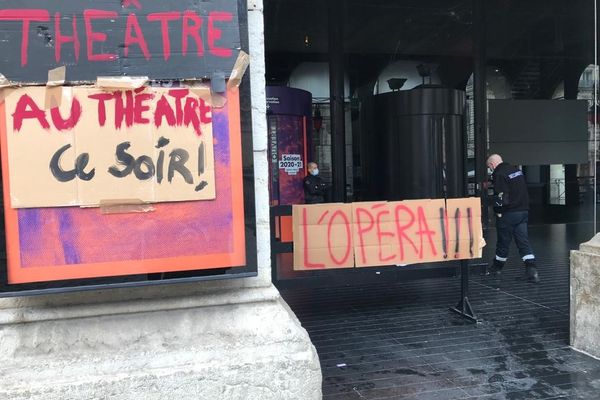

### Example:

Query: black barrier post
xmin=328 ymin=0 xmax=347 ymax=203
xmin=450 ymin=260 xmax=478 ymax=322
xmin=448 ymin=0 xmax=486 ymax=323
xmin=473 ymin=0 xmax=487 ymax=219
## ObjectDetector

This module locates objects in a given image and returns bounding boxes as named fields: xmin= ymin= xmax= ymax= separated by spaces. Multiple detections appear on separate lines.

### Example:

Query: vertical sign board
xmin=0 ymin=1 xmax=255 ymax=290
xmin=265 ymin=87 xmax=312 ymax=206
xmin=293 ymin=198 xmax=484 ymax=269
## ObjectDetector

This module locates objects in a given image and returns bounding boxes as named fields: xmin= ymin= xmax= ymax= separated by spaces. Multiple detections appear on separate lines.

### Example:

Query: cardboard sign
xmin=293 ymin=198 xmax=484 ymax=270
xmin=4 ymin=86 xmax=215 ymax=208
xmin=0 ymin=88 xmax=246 ymax=284
xmin=0 ymin=1 xmax=241 ymax=83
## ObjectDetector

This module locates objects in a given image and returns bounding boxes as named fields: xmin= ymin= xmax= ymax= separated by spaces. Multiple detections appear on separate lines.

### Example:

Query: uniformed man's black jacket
xmin=491 ymin=162 xmax=529 ymax=214
xmin=304 ymin=174 xmax=326 ymax=204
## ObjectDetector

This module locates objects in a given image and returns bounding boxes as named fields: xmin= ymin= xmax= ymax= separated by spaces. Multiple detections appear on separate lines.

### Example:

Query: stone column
xmin=570 ymin=233 xmax=600 ymax=359
xmin=0 ymin=1 xmax=322 ymax=398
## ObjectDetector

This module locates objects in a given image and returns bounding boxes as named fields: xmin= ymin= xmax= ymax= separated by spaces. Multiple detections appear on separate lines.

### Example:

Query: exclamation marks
xmin=195 ymin=142 xmax=208 ymax=192
xmin=467 ymin=207 xmax=474 ymax=257
xmin=439 ymin=207 xmax=448 ymax=259
xmin=454 ymin=208 xmax=461 ymax=258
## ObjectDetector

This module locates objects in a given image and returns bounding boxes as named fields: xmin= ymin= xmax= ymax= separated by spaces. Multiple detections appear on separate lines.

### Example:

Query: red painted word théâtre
xmin=12 ymin=88 xmax=212 ymax=136
xmin=0 ymin=8 xmax=233 ymax=66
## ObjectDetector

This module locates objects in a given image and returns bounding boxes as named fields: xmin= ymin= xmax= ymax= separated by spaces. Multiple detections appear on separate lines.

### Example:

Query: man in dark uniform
xmin=303 ymin=162 xmax=327 ymax=204
xmin=487 ymin=154 xmax=539 ymax=283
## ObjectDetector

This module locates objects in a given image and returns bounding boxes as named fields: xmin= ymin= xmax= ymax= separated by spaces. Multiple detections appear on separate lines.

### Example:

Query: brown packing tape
xmin=99 ymin=199 xmax=155 ymax=215
xmin=227 ymin=51 xmax=250 ymax=90
xmin=47 ymin=66 xmax=66 ymax=87
xmin=96 ymin=76 xmax=148 ymax=89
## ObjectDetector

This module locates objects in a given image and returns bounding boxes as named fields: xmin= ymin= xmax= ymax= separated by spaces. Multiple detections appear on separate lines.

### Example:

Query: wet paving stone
xmin=281 ymin=223 xmax=600 ymax=399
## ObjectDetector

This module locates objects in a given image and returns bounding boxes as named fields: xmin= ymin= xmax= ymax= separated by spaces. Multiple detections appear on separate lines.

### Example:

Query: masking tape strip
xmin=47 ymin=66 xmax=66 ymax=87
xmin=44 ymin=66 xmax=66 ymax=110
xmin=211 ymin=92 xmax=227 ymax=108
xmin=44 ymin=87 xmax=62 ymax=110
xmin=227 ymin=50 xmax=250 ymax=90
xmin=0 ymin=72 xmax=21 ymax=103
xmin=184 ymin=81 xmax=213 ymax=103
xmin=99 ymin=199 xmax=155 ymax=214
xmin=0 ymin=73 xmax=11 ymax=88
xmin=182 ymin=81 xmax=227 ymax=108
xmin=96 ymin=76 xmax=149 ymax=89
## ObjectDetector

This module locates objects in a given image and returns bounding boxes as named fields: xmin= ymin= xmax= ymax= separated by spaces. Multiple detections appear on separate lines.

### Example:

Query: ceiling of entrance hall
xmin=264 ymin=0 xmax=594 ymax=59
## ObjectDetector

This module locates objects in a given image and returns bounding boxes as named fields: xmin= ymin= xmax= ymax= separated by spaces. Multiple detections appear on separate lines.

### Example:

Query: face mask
xmin=310 ymin=168 xmax=319 ymax=176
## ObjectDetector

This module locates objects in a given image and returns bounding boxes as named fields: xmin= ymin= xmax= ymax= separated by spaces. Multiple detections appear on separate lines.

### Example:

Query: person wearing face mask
xmin=486 ymin=154 xmax=539 ymax=283
xmin=303 ymin=162 xmax=327 ymax=204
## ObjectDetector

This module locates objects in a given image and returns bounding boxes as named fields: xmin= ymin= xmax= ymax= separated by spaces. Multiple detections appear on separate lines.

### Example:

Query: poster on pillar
xmin=0 ymin=85 xmax=248 ymax=285
xmin=0 ymin=0 xmax=257 ymax=292
xmin=293 ymin=198 xmax=485 ymax=270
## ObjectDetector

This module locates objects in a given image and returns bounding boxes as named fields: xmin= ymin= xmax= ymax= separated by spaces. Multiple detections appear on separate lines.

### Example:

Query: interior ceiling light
xmin=387 ymin=78 xmax=407 ymax=91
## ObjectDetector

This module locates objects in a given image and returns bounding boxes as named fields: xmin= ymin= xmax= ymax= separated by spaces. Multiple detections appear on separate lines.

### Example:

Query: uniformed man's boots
xmin=488 ymin=259 xmax=505 ymax=275
xmin=525 ymin=260 xmax=540 ymax=283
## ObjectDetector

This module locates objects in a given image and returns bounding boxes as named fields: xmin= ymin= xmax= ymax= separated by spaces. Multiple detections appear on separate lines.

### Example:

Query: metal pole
xmin=595 ymin=0 xmax=598 ymax=233
xmin=328 ymin=0 xmax=347 ymax=202
xmin=448 ymin=0 xmax=486 ymax=323
xmin=473 ymin=0 xmax=487 ymax=203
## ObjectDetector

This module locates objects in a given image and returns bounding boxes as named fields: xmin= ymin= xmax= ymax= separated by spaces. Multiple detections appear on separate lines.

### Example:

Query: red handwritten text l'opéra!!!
xmin=301 ymin=203 xmax=476 ymax=268
xmin=0 ymin=9 xmax=233 ymax=66
xmin=11 ymin=88 xmax=211 ymax=136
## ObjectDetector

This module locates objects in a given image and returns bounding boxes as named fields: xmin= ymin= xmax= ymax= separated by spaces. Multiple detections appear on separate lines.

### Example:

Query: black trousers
xmin=495 ymin=210 xmax=535 ymax=263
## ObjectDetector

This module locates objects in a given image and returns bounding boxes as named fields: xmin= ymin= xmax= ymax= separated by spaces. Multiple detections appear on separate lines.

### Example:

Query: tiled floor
xmin=280 ymin=222 xmax=600 ymax=399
